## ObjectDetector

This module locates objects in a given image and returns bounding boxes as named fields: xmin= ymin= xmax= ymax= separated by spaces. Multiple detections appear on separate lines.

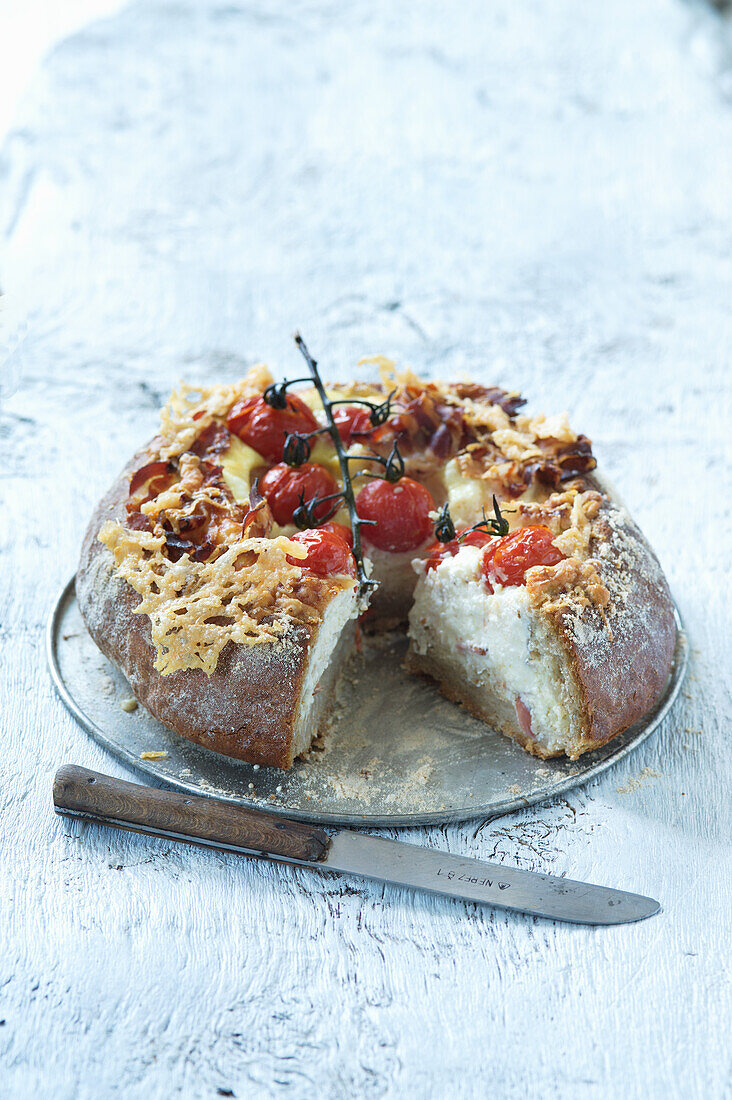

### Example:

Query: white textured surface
xmin=1 ymin=2 xmax=731 ymax=1097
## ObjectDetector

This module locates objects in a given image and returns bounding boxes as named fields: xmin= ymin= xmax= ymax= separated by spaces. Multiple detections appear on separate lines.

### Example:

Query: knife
xmin=52 ymin=765 xmax=659 ymax=925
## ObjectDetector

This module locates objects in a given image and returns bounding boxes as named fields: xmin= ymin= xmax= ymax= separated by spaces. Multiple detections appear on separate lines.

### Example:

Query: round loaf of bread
xmin=77 ymin=365 xmax=677 ymax=767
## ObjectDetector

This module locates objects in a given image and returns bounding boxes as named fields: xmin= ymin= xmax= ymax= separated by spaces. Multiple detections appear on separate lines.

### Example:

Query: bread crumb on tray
xmin=616 ymin=766 xmax=660 ymax=794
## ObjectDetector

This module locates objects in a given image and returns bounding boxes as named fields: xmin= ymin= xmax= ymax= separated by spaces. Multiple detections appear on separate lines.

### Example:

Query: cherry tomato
xmin=356 ymin=477 xmax=436 ymax=553
xmin=333 ymin=405 xmax=373 ymax=444
xmin=424 ymin=528 xmax=494 ymax=572
xmin=318 ymin=520 xmax=354 ymax=548
xmin=481 ymin=525 xmax=564 ymax=593
xmin=259 ymin=462 xmax=338 ymax=527
xmin=226 ymin=394 xmax=318 ymax=463
xmin=287 ymin=529 xmax=356 ymax=578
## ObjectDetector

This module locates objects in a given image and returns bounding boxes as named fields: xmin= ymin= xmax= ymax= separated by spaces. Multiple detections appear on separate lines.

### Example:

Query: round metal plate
xmin=47 ymin=576 xmax=688 ymax=827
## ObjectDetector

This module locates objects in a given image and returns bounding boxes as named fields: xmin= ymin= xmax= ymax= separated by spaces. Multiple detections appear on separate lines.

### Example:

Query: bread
xmin=407 ymin=488 xmax=676 ymax=759
xmin=77 ymin=360 xmax=676 ymax=768
xmin=77 ymin=447 xmax=358 ymax=769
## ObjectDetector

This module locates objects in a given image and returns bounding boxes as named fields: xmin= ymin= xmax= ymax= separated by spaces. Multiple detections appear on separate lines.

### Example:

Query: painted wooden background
xmin=1 ymin=1 xmax=730 ymax=1096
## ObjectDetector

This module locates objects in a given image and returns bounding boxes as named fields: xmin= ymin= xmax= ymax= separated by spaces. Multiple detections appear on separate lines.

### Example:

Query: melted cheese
xmin=220 ymin=436 xmax=265 ymax=503
xmin=443 ymin=458 xmax=495 ymax=527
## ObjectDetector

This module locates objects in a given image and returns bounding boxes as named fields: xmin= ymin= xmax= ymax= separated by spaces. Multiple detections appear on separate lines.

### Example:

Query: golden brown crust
xmin=537 ymin=493 xmax=676 ymax=753
xmin=77 ymin=445 xmax=317 ymax=768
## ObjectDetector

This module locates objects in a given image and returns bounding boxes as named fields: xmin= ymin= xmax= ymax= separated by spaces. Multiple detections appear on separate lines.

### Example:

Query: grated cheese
xmin=490 ymin=427 xmax=543 ymax=462
xmin=527 ymin=557 xmax=610 ymax=612
xmin=158 ymin=363 xmax=273 ymax=460
xmin=521 ymin=411 xmax=576 ymax=443
xmin=453 ymin=399 xmax=511 ymax=433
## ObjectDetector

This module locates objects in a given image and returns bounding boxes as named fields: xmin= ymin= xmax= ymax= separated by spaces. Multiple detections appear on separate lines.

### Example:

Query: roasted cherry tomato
xmin=259 ymin=462 xmax=338 ymax=527
xmin=226 ymin=394 xmax=318 ymax=463
xmin=356 ymin=477 xmax=436 ymax=553
xmin=318 ymin=520 xmax=354 ymax=548
xmin=481 ymin=525 xmax=564 ymax=593
xmin=286 ymin=529 xmax=356 ymax=578
xmin=333 ymin=405 xmax=373 ymax=444
xmin=424 ymin=528 xmax=494 ymax=572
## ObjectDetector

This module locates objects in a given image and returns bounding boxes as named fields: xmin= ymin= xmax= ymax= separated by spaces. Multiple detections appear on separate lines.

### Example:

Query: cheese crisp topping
xmin=527 ymin=557 xmax=611 ymax=613
xmin=490 ymin=427 xmax=543 ymax=462
xmin=520 ymin=411 xmax=576 ymax=443
xmin=517 ymin=489 xmax=602 ymax=561
xmin=99 ymin=521 xmax=330 ymax=676
xmin=453 ymin=400 xmax=511 ymax=433
xmin=158 ymin=363 xmax=273 ymax=460
xmin=363 ymin=355 xmax=425 ymax=395
xmin=516 ymin=488 xmax=609 ymax=611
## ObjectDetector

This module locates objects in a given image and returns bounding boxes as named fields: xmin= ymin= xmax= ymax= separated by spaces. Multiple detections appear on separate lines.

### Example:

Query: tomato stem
xmin=328 ymin=391 xmax=396 ymax=427
xmin=433 ymin=496 xmax=514 ymax=546
xmin=292 ymin=489 xmax=344 ymax=529
xmin=263 ymin=378 xmax=313 ymax=409
xmin=457 ymin=495 xmax=513 ymax=540
xmin=433 ymin=503 xmax=456 ymax=543
xmin=293 ymin=333 xmax=377 ymax=598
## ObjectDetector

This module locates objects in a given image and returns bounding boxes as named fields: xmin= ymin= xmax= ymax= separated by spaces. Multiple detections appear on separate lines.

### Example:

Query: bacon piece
xmin=555 ymin=435 xmax=596 ymax=479
xmin=163 ymin=531 xmax=216 ymax=562
xmin=240 ymin=477 xmax=271 ymax=537
xmin=451 ymin=382 xmax=527 ymax=417
xmin=198 ymin=459 xmax=225 ymax=485
xmin=525 ymin=460 xmax=562 ymax=490
xmin=164 ymin=532 xmax=196 ymax=560
xmin=129 ymin=460 xmax=174 ymax=496
xmin=125 ymin=510 xmax=152 ymax=532
xmin=515 ymin=696 xmax=536 ymax=740
xmin=373 ymin=391 xmax=468 ymax=459
xmin=190 ymin=422 xmax=231 ymax=458
xmin=427 ymin=424 xmax=450 ymax=458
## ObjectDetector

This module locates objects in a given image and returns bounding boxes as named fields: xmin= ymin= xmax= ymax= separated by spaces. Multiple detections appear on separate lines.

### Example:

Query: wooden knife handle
xmin=53 ymin=764 xmax=331 ymax=863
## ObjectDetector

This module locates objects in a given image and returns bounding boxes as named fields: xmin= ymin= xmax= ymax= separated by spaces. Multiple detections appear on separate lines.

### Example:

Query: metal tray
xmin=47 ymin=576 xmax=687 ymax=827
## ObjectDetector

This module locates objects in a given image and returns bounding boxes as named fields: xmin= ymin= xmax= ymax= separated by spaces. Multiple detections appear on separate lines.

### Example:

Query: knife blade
xmin=53 ymin=765 xmax=659 ymax=925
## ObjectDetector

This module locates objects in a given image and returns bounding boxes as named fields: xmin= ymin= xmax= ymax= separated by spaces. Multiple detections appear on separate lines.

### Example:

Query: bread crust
xmin=536 ymin=488 xmax=677 ymax=755
xmin=406 ymin=478 xmax=677 ymax=760
xmin=77 ymin=445 xmax=319 ymax=769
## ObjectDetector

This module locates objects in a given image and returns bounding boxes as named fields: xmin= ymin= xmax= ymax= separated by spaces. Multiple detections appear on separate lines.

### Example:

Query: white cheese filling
xmin=294 ymin=583 xmax=359 ymax=755
xmin=409 ymin=545 xmax=576 ymax=752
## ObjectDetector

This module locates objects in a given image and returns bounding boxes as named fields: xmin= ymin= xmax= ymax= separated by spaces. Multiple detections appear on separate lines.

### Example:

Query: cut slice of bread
xmin=406 ymin=495 xmax=677 ymax=759
xmin=407 ymin=544 xmax=588 ymax=758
